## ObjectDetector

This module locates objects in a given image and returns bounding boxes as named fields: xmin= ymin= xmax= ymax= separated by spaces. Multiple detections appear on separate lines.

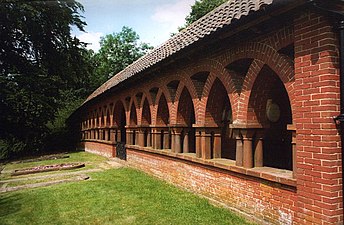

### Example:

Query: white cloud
xmin=77 ymin=32 xmax=103 ymax=52
xmin=151 ymin=0 xmax=194 ymax=31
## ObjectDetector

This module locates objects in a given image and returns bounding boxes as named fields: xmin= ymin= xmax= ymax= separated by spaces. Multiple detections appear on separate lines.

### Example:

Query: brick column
xmin=294 ymin=12 xmax=342 ymax=224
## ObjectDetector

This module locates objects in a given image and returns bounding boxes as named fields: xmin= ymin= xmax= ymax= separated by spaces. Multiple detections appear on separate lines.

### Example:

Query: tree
xmin=0 ymin=0 xmax=89 ymax=158
xmin=94 ymin=26 xmax=153 ymax=85
xmin=178 ymin=0 xmax=227 ymax=31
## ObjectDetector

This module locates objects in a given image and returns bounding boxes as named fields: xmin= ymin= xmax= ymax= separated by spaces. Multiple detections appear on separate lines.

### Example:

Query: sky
xmin=73 ymin=0 xmax=195 ymax=52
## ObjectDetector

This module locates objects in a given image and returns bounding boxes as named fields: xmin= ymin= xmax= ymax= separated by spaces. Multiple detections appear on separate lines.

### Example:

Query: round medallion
xmin=266 ymin=102 xmax=280 ymax=122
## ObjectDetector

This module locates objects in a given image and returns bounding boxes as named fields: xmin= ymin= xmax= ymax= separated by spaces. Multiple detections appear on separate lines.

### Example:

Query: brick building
xmin=71 ymin=0 xmax=344 ymax=224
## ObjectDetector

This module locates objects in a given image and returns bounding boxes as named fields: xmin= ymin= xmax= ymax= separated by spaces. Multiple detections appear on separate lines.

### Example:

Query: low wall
xmin=126 ymin=148 xmax=297 ymax=225
xmin=80 ymin=142 xmax=296 ymax=224
xmin=82 ymin=140 xmax=115 ymax=158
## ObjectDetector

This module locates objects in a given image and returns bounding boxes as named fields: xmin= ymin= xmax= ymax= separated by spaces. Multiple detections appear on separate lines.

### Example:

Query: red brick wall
xmin=83 ymin=141 xmax=114 ymax=158
xmin=294 ymin=12 xmax=342 ymax=224
xmin=127 ymin=148 xmax=297 ymax=224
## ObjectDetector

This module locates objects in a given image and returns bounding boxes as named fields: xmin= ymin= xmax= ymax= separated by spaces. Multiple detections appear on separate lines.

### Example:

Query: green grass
xmin=0 ymin=152 xmax=107 ymax=180
xmin=0 ymin=152 xmax=253 ymax=225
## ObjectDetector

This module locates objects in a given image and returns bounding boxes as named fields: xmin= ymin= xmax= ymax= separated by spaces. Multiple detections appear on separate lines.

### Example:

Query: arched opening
xmin=141 ymin=98 xmax=152 ymax=147
xmin=114 ymin=101 xmax=126 ymax=143
xmin=205 ymin=78 xmax=234 ymax=159
xmin=156 ymin=94 xmax=170 ymax=149
xmin=248 ymin=65 xmax=292 ymax=170
xmin=177 ymin=87 xmax=196 ymax=153
xmin=157 ymin=94 xmax=169 ymax=126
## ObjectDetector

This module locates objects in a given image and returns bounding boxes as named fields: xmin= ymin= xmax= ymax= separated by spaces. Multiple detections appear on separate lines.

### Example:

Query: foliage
xmin=94 ymin=26 xmax=153 ymax=85
xmin=0 ymin=0 xmax=89 ymax=158
xmin=0 ymin=153 xmax=252 ymax=225
xmin=178 ymin=0 xmax=227 ymax=31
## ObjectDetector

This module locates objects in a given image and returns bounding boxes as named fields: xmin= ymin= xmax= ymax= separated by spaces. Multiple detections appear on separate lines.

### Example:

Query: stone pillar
xmin=163 ymin=129 xmax=170 ymax=149
xmin=147 ymin=129 xmax=151 ymax=147
xmin=109 ymin=129 xmax=114 ymax=142
xmin=174 ymin=129 xmax=182 ymax=153
xmin=126 ymin=129 xmax=133 ymax=145
xmin=202 ymin=131 xmax=212 ymax=159
xmin=171 ymin=130 xmax=175 ymax=152
xmin=288 ymin=124 xmax=297 ymax=178
xmin=233 ymin=129 xmax=243 ymax=166
xmin=183 ymin=130 xmax=189 ymax=153
xmin=242 ymin=130 xmax=253 ymax=168
xmin=195 ymin=130 xmax=202 ymax=158
xmin=152 ymin=128 xmax=161 ymax=149
xmin=254 ymin=130 xmax=264 ymax=167
xmin=134 ymin=129 xmax=138 ymax=145
xmin=104 ymin=128 xmax=109 ymax=141
xmin=138 ymin=128 xmax=145 ymax=147
xmin=213 ymin=130 xmax=221 ymax=158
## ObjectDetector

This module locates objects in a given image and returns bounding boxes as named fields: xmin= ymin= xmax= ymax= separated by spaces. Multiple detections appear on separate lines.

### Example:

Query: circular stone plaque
xmin=266 ymin=102 xmax=280 ymax=122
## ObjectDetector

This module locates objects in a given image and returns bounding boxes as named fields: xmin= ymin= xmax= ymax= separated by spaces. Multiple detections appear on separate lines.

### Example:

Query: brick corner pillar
xmin=294 ymin=11 xmax=342 ymax=224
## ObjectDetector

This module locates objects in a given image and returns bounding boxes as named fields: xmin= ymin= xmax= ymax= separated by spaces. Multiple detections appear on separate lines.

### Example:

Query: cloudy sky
xmin=73 ymin=0 xmax=195 ymax=52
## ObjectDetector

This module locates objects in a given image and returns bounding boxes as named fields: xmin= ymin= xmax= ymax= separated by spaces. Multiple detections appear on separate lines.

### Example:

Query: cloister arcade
xmin=80 ymin=33 xmax=296 ymax=174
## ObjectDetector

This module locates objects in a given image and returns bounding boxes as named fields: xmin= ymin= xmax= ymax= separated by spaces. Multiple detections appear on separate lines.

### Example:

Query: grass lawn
xmin=0 ymin=152 xmax=253 ymax=225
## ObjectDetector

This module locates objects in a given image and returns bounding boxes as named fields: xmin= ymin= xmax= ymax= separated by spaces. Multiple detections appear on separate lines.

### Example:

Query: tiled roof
xmin=84 ymin=0 xmax=274 ymax=103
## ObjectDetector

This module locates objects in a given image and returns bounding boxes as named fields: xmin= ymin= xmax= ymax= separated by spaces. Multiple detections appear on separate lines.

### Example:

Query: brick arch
xmin=184 ymin=59 xmax=237 ymax=124
xmin=154 ymin=90 xmax=170 ymax=126
xmin=113 ymin=99 xmax=126 ymax=127
xmin=218 ymin=42 xmax=295 ymax=123
xmin=205 ymin=77 xmax=232 ymax=126
xmin=139 ymin=94 xmax=152 ymax=126
xmin=199 ymin=71 xmax=236 ymax=124
xmin=152 ymin=88 xmax=171 ymax=125
xmin=128 ymin=97 xmax=138 ymax=126
xmin=105 ymin=106 xmax=111 ymax=127
xmin=175 ymin=84 xmax=196 ymax=126
xmin=166 ymin=73 xmax=199 ymax=124
xmin=145 ymin=80 xmax=172 ymax=104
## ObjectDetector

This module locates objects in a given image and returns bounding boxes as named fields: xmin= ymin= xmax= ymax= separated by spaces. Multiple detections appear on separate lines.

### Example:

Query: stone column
xmin=171 ymin=130 xmax=175 ymax=152
xmin=288 ymin=124 xmax=297 ymax=178
xmin=213 ymin=130 xmax=221 ymax=158
xmin=241 ymin=130 xmax=254 ymax=168
xmin=147 ymin=129 xmax=151 ymax=147
xmin=254 ymin=130 xmax=264 ymax=167
xmin=174 ymin=128 xmax=182 ymax=153
xmin=195 ymin=130 xmax=202 ymax=158
xmin=183 ymin=130 xmax=189 ymax=153
xmin=152 ymin=128 xmax=161 ymax=149
xmin=233 ymin=129 xmax=243 ymax=166
xmin=163 ymin=130 xmax=170 ymax=149
xmin=134 ymin=129 xmax=139 ymax=145
xmin=138 ymin=128 xmax=145 ymax=147
xmin=202 ymin=131 xmax=212 ymax=159
xmin=104 ymin=128 xmax=109 ymax=141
